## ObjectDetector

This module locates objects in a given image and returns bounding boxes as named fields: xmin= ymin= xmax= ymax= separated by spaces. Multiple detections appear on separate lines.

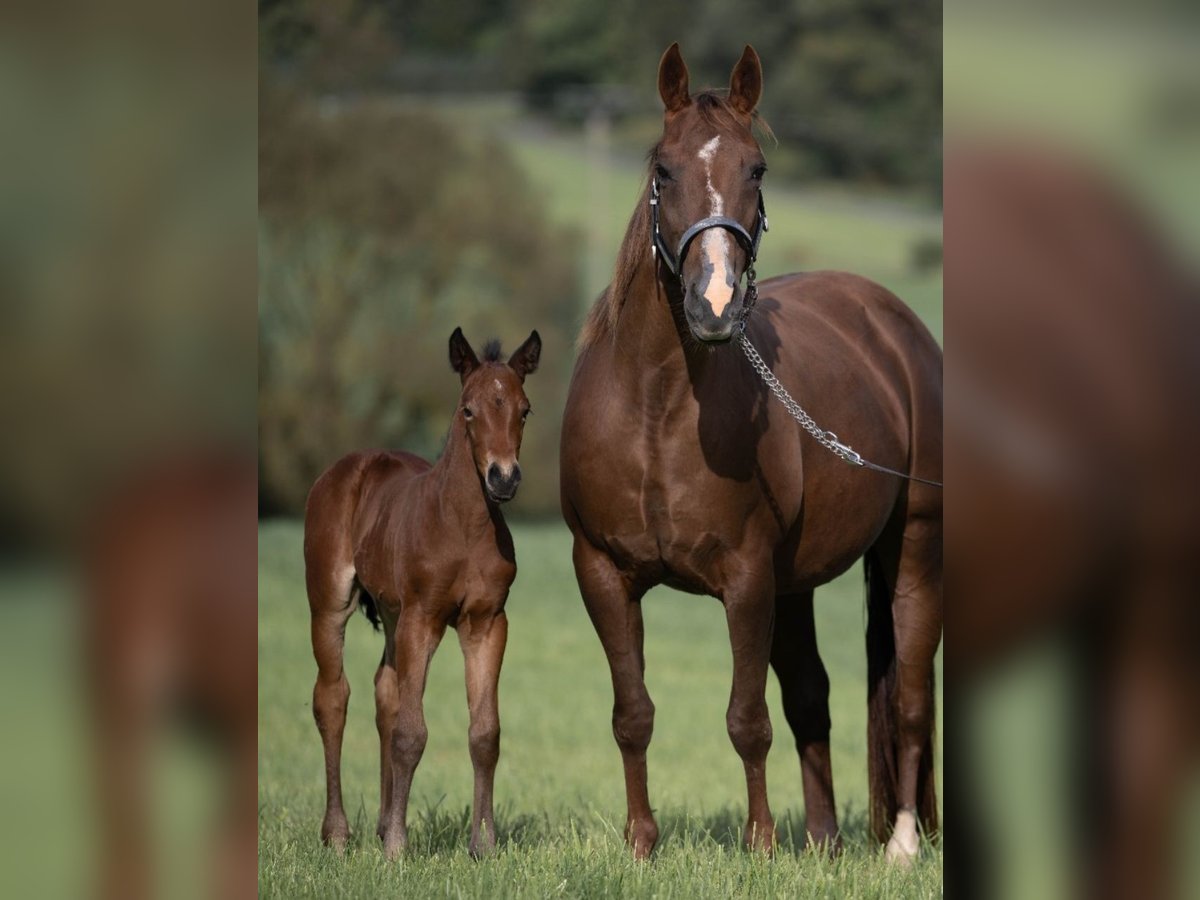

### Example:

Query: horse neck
xmin=611 ymin=256 xmax=700 ymax=391
xmin=432 ymin=415 xmax=494 ymax=536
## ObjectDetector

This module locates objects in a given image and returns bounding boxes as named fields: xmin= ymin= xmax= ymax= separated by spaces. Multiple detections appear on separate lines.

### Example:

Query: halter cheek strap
xmin=650 ymin=177 xmax=769 ymax=278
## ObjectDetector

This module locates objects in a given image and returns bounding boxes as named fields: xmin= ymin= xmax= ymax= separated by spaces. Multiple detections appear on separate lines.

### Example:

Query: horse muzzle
xmin=683 ymin=282 xmax=743 ymax=343
xmin=485 ymin=462 xmax=521 ymax=503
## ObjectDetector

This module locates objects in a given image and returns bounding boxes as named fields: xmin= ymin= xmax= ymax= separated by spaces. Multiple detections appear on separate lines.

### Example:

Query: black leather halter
xmin=649 ymin=176 xmax=769 ymax=278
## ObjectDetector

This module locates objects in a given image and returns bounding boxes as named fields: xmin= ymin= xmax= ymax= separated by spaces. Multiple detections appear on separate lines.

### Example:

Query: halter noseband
xmin=649 ymin=176 xmax=769 ymax=278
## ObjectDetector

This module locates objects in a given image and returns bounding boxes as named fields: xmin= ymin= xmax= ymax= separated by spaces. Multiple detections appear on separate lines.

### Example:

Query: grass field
xmin=258 ymin=520 xmax=942 ymax=898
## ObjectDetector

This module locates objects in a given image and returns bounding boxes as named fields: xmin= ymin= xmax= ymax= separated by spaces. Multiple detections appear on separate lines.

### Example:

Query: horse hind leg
xmin=306 ymin=558 xmax=358 ymax=852
xmin=867 ymin=515 xmax=942 ymax=865
xmin=771 ymin=590 xmax=840 ymax=853
xmin=374 ymin=639 xmax=397 ymax=843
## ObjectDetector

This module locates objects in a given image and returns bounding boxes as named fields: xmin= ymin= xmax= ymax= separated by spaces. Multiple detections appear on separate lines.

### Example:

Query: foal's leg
xmin=381 ymin=609 xmax=446 ymax=860
xmin=572 ymin=538 xmax=657 ymax=858
xmin=374 ymin=648 xmax=398 ymax=842
xmin=885 ymin=516 xmax=942 ymax=864
xmin=457 ymin=610 xmax=508 ymax=858
xmin=725 ymin=566 xmax=778 ymax=853
xmin=771 ymin=590 xmax=840 ymax=852
xmin=308 ymin=569 xmax=357 ymax=851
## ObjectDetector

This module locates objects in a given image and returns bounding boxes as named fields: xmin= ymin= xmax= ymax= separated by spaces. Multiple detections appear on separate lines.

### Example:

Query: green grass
xmin=258 ymin=520 xmax=942 ymax=898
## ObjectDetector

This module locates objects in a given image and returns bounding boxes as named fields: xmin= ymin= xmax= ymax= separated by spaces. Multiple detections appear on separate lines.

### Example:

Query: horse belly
xmin=779 ymin=483 xmax=896 ymax=591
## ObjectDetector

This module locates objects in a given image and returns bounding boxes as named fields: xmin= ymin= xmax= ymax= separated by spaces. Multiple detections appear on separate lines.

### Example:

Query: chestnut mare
xmin=305 ymin=327 xmax=541 ymax=859
xmin=560 ymin=44 xmax=941 ymax=860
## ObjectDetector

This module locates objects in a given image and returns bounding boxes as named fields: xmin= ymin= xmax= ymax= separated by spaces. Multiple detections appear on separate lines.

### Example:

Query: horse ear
xmin=507 ymin=330 xmax=541 ymax=382
xmin=657 ymin=42 xmax=690 ymax=114
xmin=728 ymin=44 xmax=762 ymax=116
xmin=449 ymin=327 xmax=479 ymax=382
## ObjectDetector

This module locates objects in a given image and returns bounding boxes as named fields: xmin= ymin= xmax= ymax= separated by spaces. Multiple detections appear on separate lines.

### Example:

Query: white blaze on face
xmin=696 ymin=135 xmax=735 ymax=316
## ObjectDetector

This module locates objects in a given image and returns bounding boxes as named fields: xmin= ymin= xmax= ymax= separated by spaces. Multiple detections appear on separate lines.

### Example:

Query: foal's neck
xmin=433 ymin=414 xmax=496 ymax=536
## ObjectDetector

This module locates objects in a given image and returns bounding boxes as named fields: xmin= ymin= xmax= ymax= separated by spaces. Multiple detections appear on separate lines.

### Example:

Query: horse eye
xmin=463 ymin=407 xmax=474 ymax=420
xmin=655 ymin=163 xmax=672 ymax=182
xmin=521 ymin=409 xmax=531 ymax=422
xmin=750 ymin=165 xmax=767 ymax=182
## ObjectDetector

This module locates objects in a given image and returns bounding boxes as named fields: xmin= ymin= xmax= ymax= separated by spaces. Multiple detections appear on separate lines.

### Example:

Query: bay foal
xmin=304 ymin=327 xmax=541 ymax=859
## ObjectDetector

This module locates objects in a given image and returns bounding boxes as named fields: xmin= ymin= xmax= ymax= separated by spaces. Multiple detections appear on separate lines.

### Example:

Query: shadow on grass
xmin=656 ymin=804 xmax=877 ymax=854
xmin=339 ymin=796 xmax=914 ymax=860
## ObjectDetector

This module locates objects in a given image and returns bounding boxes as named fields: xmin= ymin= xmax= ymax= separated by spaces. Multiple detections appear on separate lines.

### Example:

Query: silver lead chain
xmin=738 ymin=331 xmax=944 ymax=487
xmin=737 ymin=332 xmax=866 ymax=467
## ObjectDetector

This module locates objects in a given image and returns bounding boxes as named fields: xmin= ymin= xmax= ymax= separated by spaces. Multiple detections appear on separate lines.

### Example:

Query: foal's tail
xmin=865 ymin=549 xmax=939 ymax=843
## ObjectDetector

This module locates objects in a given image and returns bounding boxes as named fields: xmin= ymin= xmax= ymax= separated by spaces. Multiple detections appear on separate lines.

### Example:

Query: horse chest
xmin=582 ymin=423 xmax=763 ymax=590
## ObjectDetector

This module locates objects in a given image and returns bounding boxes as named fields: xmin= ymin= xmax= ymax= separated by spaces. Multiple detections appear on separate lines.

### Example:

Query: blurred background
xmin=257 ymin=0 xmax=944 ymax=518
xmin=945 ymin=4 xmax=1200 ymax=900
xmin=1 ymin=0 xmax=1196 ymax=895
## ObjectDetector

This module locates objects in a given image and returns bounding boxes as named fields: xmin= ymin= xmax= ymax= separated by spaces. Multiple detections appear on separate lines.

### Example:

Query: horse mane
xmin=481 ymin=339 xmax=503 ymax=362
xmin=578 ymin=92 xmax=772 ymax=351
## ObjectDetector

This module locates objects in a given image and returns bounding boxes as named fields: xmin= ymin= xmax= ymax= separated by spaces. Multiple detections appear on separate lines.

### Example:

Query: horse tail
xmin=357 ymin=586 xmax=381 ymax=631
xmin=865 ymin=548 xmax=939 ymax=843
xmin=865 ymin=547 xmax=900 ymax=843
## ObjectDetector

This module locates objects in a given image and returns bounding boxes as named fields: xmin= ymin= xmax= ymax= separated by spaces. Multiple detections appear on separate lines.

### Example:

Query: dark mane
xmin=577 ymin=92 xmax=771 ymax=350
xmin=481 ymin=339 xmax=503 ymax=362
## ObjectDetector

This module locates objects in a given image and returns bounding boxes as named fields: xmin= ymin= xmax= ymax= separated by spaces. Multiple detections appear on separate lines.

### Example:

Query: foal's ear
xmin=728 ymin=44 xmax=763 ymax=116
xmin=448 ymin=327 xmax=479 ymax=382
xmin=507 ymin=330 xmax=541 ymax=382
xmin=658 ymin=42 xmax=691 ymax=115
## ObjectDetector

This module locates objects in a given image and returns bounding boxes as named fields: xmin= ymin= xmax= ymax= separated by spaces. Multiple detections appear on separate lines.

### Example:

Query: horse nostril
xmin=511 ymin=465 xmax=522 ymax=485
xmin=487 ymin=463 xmax=501 ymax=484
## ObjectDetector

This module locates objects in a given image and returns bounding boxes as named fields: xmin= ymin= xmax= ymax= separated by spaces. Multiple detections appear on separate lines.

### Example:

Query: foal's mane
xmin=481 ymin=339 xmax=503 ymax=362
xmin=578 ymin=92 xmax=771 ymax=351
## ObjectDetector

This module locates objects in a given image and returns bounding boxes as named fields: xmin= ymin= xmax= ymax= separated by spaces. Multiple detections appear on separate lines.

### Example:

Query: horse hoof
xmin=885 ymin=838 xmax=917 ymax=866
xmin=744 ymin=821 xmax=776 ymax=856
xmin=625 ymin=819 xmax=659 ymax=860
xmin=382 ymin=831 xmax=408 ymax=861
xmin=805 ymin=830 xmax=842 ymax=857
xmin=468 ymin=838 xmax=497 ymax=860
xmin=321 ymin=816 xmax=350 ymax=854
xmin=884 ymin=809 xmax=920 ymax=865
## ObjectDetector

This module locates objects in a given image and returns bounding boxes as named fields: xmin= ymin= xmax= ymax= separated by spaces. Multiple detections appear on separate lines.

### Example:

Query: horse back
xmin=303 ymin=449 xmax=431 ymax=569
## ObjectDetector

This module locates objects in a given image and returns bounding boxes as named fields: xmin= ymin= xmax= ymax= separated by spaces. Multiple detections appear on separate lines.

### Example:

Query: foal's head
xmin=448 ymin=327 xmax=541 ymax=503
xmin=653 ymin=43 xmax=767 ymax=343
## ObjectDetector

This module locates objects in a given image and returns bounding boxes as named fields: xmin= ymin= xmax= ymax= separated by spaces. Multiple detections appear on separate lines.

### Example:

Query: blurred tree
xmin=258 ymin=83 xmax=579 ymax=515
xmin=260 ymin=0 xmax=940 ymax=189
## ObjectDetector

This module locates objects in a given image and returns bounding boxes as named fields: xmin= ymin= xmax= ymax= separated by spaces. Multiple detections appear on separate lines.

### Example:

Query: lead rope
xmin=736 ymin=279 xmax=943 ymax=488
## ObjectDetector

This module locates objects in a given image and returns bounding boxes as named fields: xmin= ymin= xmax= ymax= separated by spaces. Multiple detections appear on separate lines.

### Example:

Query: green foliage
xmin=258 ymin=85 xmax=579 ymax=514
xmin=259 ymin=1 xmax=941 ymax=192
xmin=259 ymin=520 xmax=943 ymax=897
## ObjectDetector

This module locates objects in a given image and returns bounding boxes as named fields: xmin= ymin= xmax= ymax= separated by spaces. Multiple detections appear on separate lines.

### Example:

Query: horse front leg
xmin=457 ymin=609 xmax=508 ymax=858
xmin=381 ymin=609 xmax=446 ymax=860
xmin=572 ymin=537 xmax=657 ymax=858
xmin=724 ymin=565 xmax=778 ymax=853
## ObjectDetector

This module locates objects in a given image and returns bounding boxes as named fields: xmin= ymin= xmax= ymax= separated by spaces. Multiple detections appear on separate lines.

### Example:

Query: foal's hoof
xmin=382 ymin=830 xmax=408 ymax=862
xmin=625 ymin=819 xmax=659 ymax=860
xmin=320 ymin=815 xmax=350 ymax=854
xmin=743 ymin=820 xmax=776 ymax=856
xmin=468 ymin=837 xmax=497 ymax=860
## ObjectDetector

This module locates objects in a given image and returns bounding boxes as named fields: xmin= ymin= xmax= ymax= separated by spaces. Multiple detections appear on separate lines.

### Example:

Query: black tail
xmin=357 ymin=586 xmax=381 ymax=631
xmin=865 ymin=549 xmax=938 ymax=843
